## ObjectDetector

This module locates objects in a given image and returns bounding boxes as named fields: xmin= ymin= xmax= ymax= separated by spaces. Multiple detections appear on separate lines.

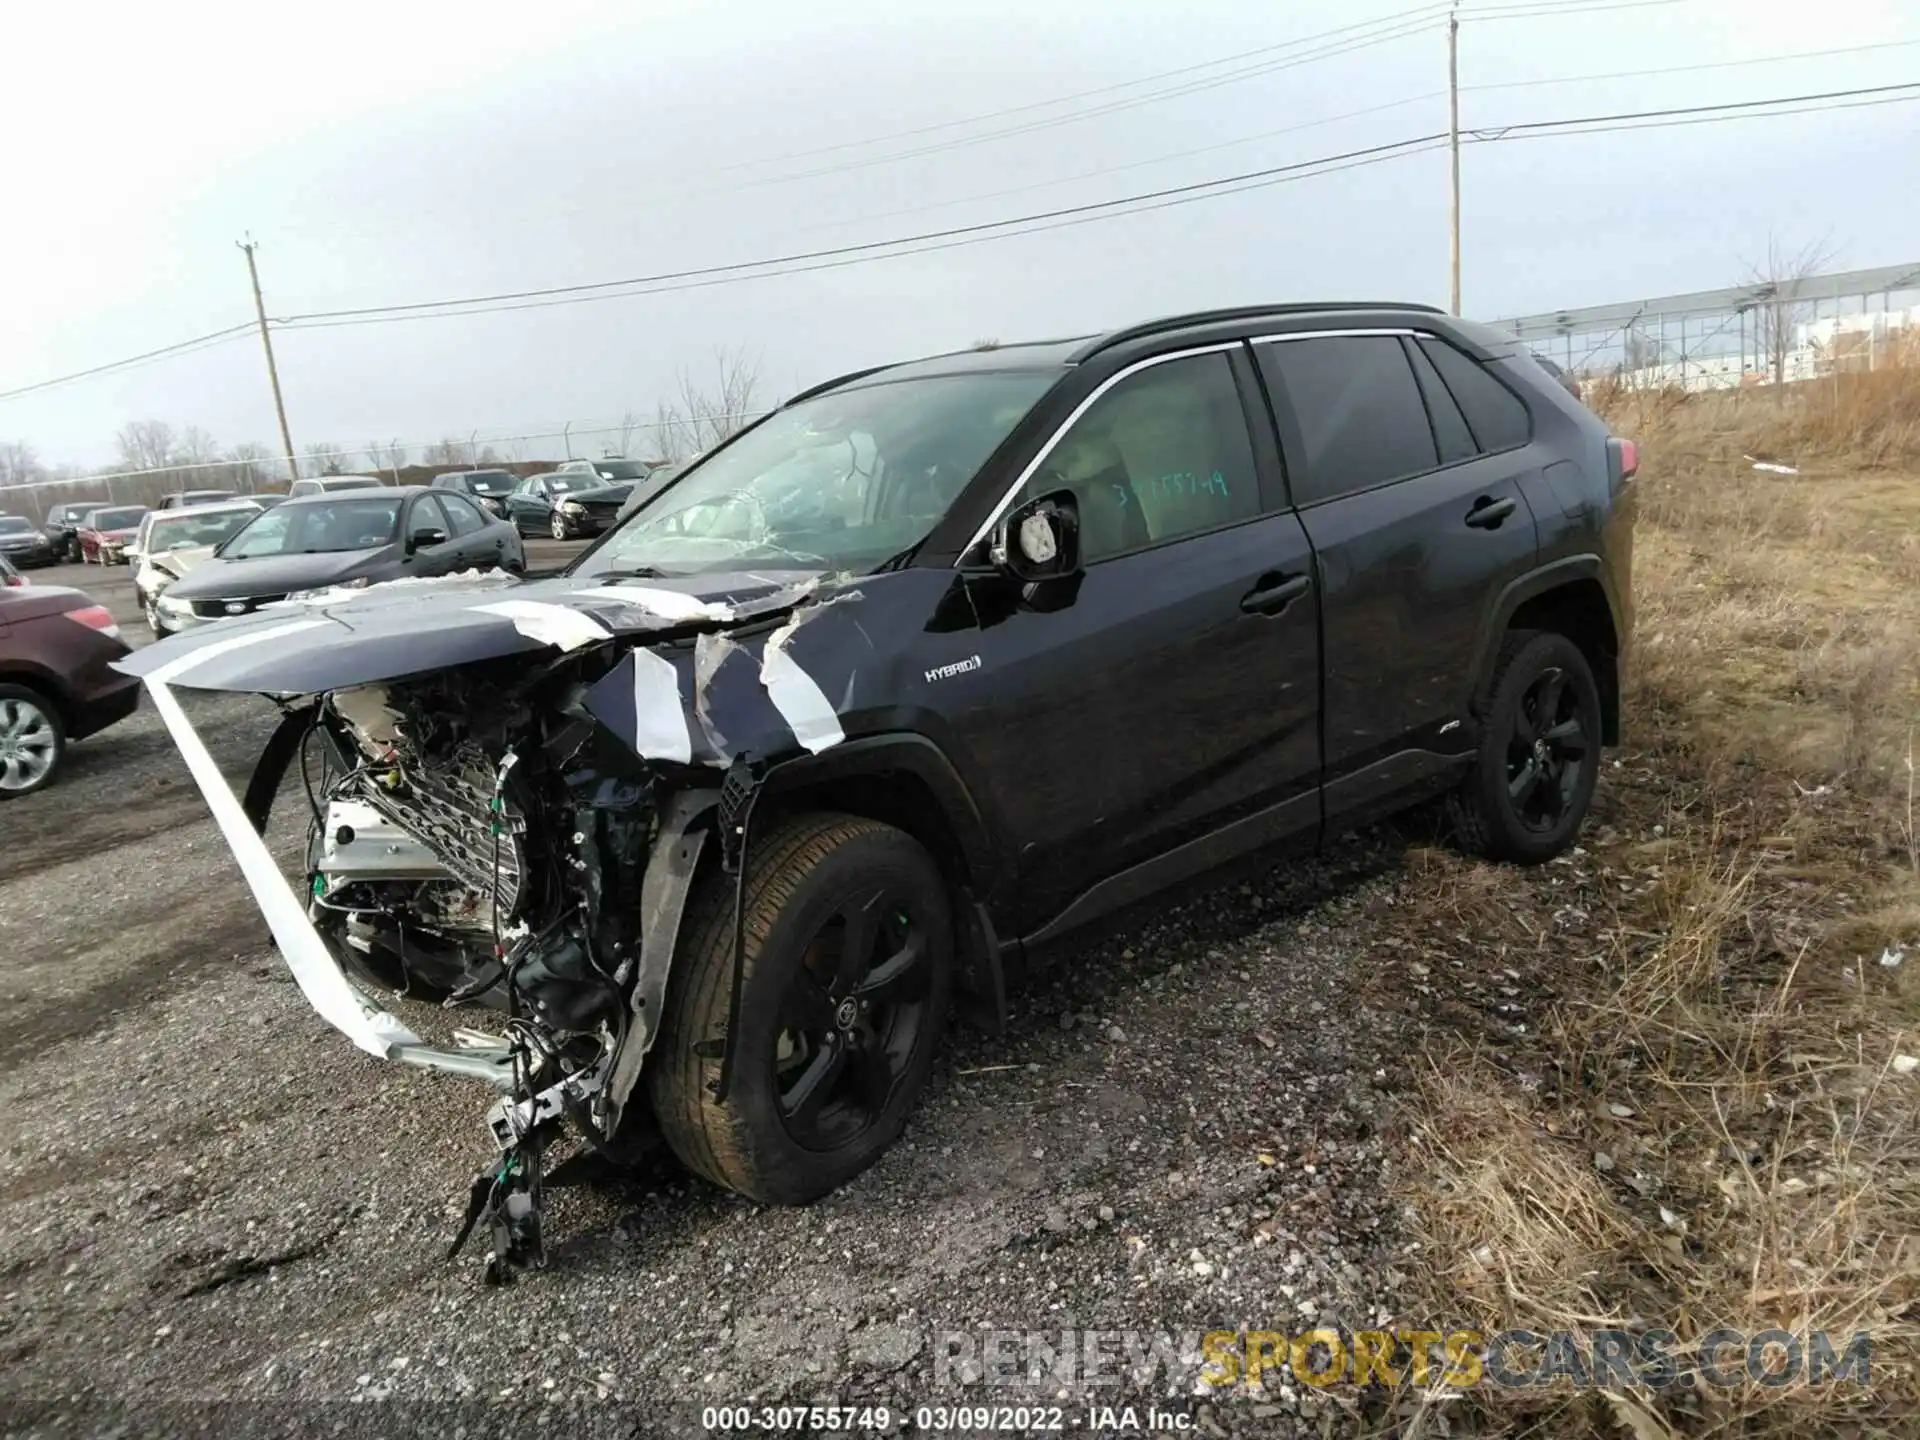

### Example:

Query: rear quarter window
xmin=1417 ymin=338 xmax=1532 ymax=453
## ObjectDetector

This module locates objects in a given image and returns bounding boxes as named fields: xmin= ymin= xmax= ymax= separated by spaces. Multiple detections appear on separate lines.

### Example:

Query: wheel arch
xmin=1473 ymin=558 xmax=1622 ymax=745
xmin=754 ymin=734 xmax=1010 ymax=1031
xmin=0 ymin=664 xmax=72 ymax=731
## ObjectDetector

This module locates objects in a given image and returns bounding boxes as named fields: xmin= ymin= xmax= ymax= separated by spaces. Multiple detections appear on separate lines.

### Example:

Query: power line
xmin=705 ymin=1 xmax=1456 ymax=172
xmin=277 ymin=80 xmax=1919 ymax=330
xmin=8 ymin=72 xmax=1910 ymax=399
xmin=0 ymin=324 xmax=255 ymax=403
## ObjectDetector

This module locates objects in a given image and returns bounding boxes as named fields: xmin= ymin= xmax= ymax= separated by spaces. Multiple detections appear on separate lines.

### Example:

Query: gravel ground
xmin=0 ymin=552 xmax=1427 ymax=1439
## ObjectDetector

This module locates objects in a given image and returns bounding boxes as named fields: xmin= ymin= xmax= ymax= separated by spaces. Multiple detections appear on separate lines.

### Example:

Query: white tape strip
xmin=568 ymin=586 xmax=734 ymax=623
xmin=471 ymin=599 xmax=612 ymax=652
xmin=144 ymin=620 xmax=421 ymax=1059
xmin=629 ymin=647 xmax=693 ymax=763
xmin=758 ymin=619 xmax=845 ymax=755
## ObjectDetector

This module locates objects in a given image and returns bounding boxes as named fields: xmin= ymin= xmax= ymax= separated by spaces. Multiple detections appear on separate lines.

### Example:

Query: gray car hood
xmin=113 ymin=567 xmax=827 ymax=694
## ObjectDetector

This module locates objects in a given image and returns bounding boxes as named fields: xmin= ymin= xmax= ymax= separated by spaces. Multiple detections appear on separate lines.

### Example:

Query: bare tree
xmin=477 ymin=445 xmax=502 ymax=465
xmin=363 ymin=439 xmax=408 ymax=478
xmin=1744 ymin=233 xmax=1838 ymax=386
xmin=116 ymin=420 xmax=176 ymax=474
xmin=421 ymin=437 xmax=464 ymax=468
xmin=615 ymin=410 xmax=641 ymax=457
xmin=0 ymin=440 xmax=41 ymax=490
xmin=304 ymin=441 xmax=355 ymax=475
xmin=649 ymin=349 xmax=763 ymax=462
xmin=227 ymin=442 xmax=278 ymax=491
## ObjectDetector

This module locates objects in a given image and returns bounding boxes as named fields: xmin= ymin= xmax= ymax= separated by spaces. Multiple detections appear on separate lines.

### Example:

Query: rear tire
xmin=650 ymin=813 xmax=952 ymax=1205
xmin=1447 ymin=630 xmax=1602 ymax=864
xmin=0 ymin=683 xmax=67 ymax=799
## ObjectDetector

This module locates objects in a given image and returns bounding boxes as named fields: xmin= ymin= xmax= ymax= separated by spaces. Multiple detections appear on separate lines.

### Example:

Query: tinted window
xmin=438 ymin=493 xmax=486 ymax=536
xmin=1418 ymin=338 xmax=1531 ymax=452
xmin=226 ymin=498 xmax=401 ymax=558
xmin=1405 ymin=339 xmax=1477 ymax=465
xmin=1013 ymin=351 xmax=1259 ymax=563
xmin=1257 ymin=336 xmax=1436 ymax=504
xmin=0 ymin=517 xmax=32 ymax=535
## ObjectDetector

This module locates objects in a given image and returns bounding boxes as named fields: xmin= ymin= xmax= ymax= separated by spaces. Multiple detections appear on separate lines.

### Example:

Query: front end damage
xmin=119 ymin=573 xmax=868 ymax=1282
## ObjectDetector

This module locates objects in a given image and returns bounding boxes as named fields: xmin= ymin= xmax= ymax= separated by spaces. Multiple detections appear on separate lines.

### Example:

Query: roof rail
xmin=1068 ymin=302 xmax=1448 ymax=362
xmin=782 ymin=364 xmax=894 ymax=408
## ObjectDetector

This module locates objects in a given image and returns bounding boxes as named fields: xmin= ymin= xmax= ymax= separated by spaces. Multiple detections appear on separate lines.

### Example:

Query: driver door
xmin=943 ymin=345 xmax=1323 ymax=935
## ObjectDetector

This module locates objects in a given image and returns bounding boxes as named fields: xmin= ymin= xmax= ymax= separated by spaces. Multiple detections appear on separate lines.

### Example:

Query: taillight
xmin=64 ymin=605 xmax=123 ymax=639
xmin=1608 ymin=436 xmax=1638 ymax=484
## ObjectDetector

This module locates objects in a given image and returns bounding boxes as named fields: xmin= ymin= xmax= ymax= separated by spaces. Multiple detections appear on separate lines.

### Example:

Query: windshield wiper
xmin=588 ymin=564 xmax=668 ymax=579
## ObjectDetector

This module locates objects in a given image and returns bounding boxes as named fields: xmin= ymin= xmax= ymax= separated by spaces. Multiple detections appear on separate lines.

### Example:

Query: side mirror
xmin=407 ymin=525 xmax=448 ymax=552
xmin=989 ymin=489 xmax=1080 ymax=583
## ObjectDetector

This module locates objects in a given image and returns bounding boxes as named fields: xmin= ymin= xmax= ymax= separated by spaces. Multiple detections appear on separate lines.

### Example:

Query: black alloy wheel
xmin=1448 ymin=629 xmax=1603 ymax=864
xmin=1505 ymin=665 xmax=1590 ymax=835
xmin=771 ymin=888 xmax=935 ymax=1152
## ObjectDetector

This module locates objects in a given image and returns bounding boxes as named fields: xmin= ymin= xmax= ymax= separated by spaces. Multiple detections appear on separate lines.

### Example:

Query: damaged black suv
xmin=121 ymin=304 xmax=1634 ymax=1278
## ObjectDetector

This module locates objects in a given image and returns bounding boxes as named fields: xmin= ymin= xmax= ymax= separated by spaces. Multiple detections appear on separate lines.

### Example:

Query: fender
xmin=756 ymin=732 xmax=1011 ymax=1032
xmin=1467 ymin=554 xmax=1623 ymax=707
xmin=755 ymin=732 xmax=1003 ymax=902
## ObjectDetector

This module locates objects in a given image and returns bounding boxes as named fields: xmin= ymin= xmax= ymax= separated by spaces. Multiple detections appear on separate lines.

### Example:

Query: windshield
xmin=90 ymin=507 xmax=147 ymax=530
xmin=464 ymin=471 xmax=515 ymax=494
xmin=148 ymin=508 xmax=258 ymax=552
xmin=0 ymin=517 xmax=32 ymax=536
xmin=182 ymin=491 xmax=235 ymax=504
xmin=546 ymin=475 xmax=592 ymax=495
xmin=595 ymin=460 xmax=649 ymax=480
xmin=575 ymin=370 xmax=1053 ymax=578
xmin=223 ymin=497 xmax=401 ymax=558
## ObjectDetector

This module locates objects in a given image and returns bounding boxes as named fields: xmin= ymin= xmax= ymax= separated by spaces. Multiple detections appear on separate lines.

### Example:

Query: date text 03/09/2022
xmin=701 ymin=1404 xmax=1195 ymax=1432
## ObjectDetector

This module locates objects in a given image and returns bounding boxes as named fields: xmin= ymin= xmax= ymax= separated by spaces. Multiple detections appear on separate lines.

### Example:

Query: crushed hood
xmin=150 ymin=544 xmax=217 ymax=581
xmin=113 ymin=568 xmax=829 ymax=695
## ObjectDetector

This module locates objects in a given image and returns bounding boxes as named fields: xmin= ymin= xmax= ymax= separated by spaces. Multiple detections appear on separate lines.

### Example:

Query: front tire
xmin=550 ymin=512 xmax=570 ymax=541
xmin=0 ymin=684 xmax=67 ymax=799
xmin=650 ymin=813 xmax=952 ymax=1205
xmin=1447 ymin=630 xmax=1602 ymax=864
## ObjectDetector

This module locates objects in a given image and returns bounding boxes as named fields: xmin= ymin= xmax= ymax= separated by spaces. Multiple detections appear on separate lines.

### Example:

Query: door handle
xmin=1240 ymin=573 xmax=1311 ymax=615
xmin=1464 ymin=495 xmax=1518 ymax=529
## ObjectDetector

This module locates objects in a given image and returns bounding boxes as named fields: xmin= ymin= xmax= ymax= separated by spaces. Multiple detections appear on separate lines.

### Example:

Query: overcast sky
xmin=2 ymin=0 xmax=1913 ymax=470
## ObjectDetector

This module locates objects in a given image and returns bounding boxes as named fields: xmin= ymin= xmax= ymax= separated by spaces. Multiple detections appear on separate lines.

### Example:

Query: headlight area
xmin=284 ymin=577 xmax=374 ymax=602
xmin=158 ymin=643 xmax=714 ymax=1285
xmin=560 ymin=500 xmax=586 ymax=515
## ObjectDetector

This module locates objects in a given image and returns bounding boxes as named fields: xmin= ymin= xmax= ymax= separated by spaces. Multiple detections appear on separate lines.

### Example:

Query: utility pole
xmin=1443 ymin=5 xmax=1459 ymax=314
xmin=239 ymin=237 xmax=299 ymax=480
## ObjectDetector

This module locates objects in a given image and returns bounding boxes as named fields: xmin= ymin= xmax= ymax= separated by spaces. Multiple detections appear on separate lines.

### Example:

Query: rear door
xmin=433 ymin=492 xmax=504 ymax=567
xmin=1253 ymin=329 xmax=1540 ymax=821
xmin=945 ymin=345 xmax=1323 ymax=936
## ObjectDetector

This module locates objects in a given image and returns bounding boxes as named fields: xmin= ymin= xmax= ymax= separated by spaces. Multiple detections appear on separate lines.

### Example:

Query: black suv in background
xmin=122 ymin=303 xmax=1634 ymax=1272
xmin=431 ymin=468 xmax=521 ymax=518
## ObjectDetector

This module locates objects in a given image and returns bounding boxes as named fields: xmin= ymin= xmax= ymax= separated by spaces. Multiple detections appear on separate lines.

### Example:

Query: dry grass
xmin=1388 ymin=365 xmax=1920 ymax=1436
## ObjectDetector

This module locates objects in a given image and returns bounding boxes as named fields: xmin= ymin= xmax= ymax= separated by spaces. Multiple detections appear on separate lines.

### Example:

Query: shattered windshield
xmin=223 ymin=498 xmax=402 ymax=558
xmin=573 ymin=370 xmax=1054 ymax=577
xmin=148 ymin=508 xmax=258 ymax=551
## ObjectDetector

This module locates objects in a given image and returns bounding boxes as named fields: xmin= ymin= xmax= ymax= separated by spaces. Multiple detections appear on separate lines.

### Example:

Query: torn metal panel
xmin=142 ymin=620 xmax=422 ymax=1059
xmin=758 ymin=612 xmax=845 ymax=755
xmin=601 ymin=790 xmax=712 ymax=1132
xmin=113 ymin=569 xmax=827 ymax=696
xmin=470 ymin=599 xmax=613 ymax=652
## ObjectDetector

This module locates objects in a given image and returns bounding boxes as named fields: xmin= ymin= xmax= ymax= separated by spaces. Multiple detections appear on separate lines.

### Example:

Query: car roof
xmin=789 ymin=303 xmax=1486 ymax=405
xmin=280 ymin=485 xmax=418 ymax=505
xmin=150 ymin=499 xmax=262 ymax=517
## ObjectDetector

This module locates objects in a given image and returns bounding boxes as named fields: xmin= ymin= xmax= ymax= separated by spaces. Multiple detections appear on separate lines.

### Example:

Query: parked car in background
xmin=250 ymin=492 xmax=288 ymax=510
xmin=42 ymin=502 xmax=106 ymax=562
xmin=0 ymin=576 xmax=137 ymax=797
xmin=77 ymin=506 xmax=150 ymax=564
xmin=0 ymin=515 xmax=57 ymax=568
xmin=154 ymin=486 xmax=525 ymax=632
xmin=130 ymin=501 xmax=266 ymax=635
xmin=504 ymin=471 xmax=608 ymax=537
xmin=430 ymin=468 xmax=520 ymax=519
xmin=156 ymin=488 xmax=239 ymax=510
xmin=545 ymin=482 xmax=633 ymax=539
xmin=1532 ymin=352 xmax=1583 ymax=400
xmin=287 ymin=475 xmax=385 ymax=499
xmin=0 ymin=554 xmax=23 ymax=588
